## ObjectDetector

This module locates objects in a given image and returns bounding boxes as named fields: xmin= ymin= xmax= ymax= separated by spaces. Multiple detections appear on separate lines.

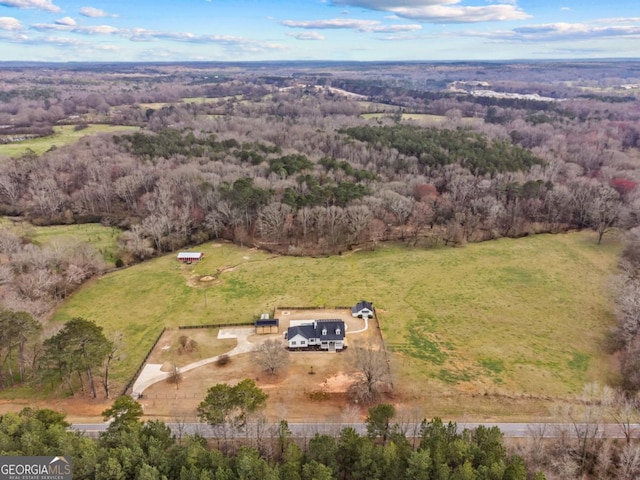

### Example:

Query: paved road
xmin=70 ymin=421 xmax=640 ymax=439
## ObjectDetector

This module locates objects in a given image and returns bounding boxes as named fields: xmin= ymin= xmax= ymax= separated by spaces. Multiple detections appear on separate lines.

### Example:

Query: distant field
xmin=0 ymin=124 xmax=140 ymax=157
xmin=51 ymin=231 xmax=620 ymax=409
xmin=361 ymin=112 xmax=484 ymax=126
xmin=136 ymin=102 xmax=173 ymax=110
xmin=137 ymin=96 xmax=237 ymax=111
xmin=181 ymin=96 xmax=217 ymax=104
xmin=358 ymin=101 xmax=396 ymax=112
xmin=184 ymin=95 xmax=243 ymax=103
xmin=4 ymin=221 xmax=121 ymax=265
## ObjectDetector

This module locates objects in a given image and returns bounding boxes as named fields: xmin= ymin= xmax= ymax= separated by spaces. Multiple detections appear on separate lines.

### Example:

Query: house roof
xmin=177 ymin=252 xmax=203 ymax=259
xmin=316 ymin=319 xmax=345 ymax=340
xmin=288 ymin=325 xmax=317 ymax=341
xmin=287 ymin=319 xmax=345 ymax=342
xmin=352 ymin=300 xmax=373 ymax=313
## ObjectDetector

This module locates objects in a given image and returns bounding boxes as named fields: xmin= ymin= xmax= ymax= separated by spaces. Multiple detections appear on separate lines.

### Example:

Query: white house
xmin=352 ymin=300 xmax=374 ymax=318
xmin=286 ymin=319 xmax=345 ymax=351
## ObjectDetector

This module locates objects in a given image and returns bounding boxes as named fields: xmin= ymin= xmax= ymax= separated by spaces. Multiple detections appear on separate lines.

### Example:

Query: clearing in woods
xmin=0 ymin=124 xmax=139 ymax=157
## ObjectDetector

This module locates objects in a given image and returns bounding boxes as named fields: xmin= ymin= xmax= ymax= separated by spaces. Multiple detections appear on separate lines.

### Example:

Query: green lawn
xmin=0 ymin=124 xmax=140 ymax=157
xmin=51 ymin=232 xmax=620 ymax=399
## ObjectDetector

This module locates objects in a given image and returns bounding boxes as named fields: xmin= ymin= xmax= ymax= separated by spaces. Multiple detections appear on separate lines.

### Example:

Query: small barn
xmin=177 ymin=252 xmax=204 ymax=263
xmin=352 ymin=300 xmax=374 ymax=318
xmin=255 ymin=313 xmax=279 ymax=334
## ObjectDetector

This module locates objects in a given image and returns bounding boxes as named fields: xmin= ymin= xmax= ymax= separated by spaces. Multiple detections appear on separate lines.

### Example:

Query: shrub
xmin=217 ymin=354 xmax=230 ymax=366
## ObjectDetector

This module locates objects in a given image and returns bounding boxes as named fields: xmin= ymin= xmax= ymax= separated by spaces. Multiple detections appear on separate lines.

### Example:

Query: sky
xmin=0 ymin=0 xmax=638 ymax=62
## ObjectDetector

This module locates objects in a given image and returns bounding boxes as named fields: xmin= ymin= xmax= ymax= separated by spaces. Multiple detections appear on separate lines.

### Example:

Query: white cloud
xmin=282 ymin=18 xmax=421 ymax=32
xmin=333 ymin=0 xmax=448 ymax=8
xmin=286 ymin=31 xmax=326 ymax=40
xmin=390 ymin=4 xmax=531 ymax=23
xmin=377 ymin=33 xmax=424 ymax=41
xmin=332 ymin=0 xmax=530 ymax=23
xmin=55 ymin=16 xmax=76 ymax=26
xmin=456 ymin=19 xmax=640 ymax=43
xmin=0 ymin=0 xmax=60 ymax=12
xmin=593 ymin=17 xmax=640 ymax=24
xmin=0 ymin=16 xmax=22 ymax=30
xmin=26 ymin=21 xmax=286 ymax=54
xmin=512 ymin=22 xmax=640 ymax=41
xmin=31 ymin=22 xmax=119 ymax=35
xmin=79 ymin=6 xmax=114 ymax=18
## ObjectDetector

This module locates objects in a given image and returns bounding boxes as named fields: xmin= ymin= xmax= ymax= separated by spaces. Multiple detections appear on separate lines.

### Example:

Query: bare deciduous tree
xmin=619 ymin=442 xmax=640 ymax=480
xmin=258 ymin=202 xmax=292 ymax=243
xmin=255 ymin=338 xmax=288 ymax=375
xmin=167 ymin=363 xmax=183 ymax=390
xmin=348 ymin=341 xmax=391 ymax=404
xmin=589 ymin=184 xmax=622 ymax=244
xmin=118 ymin=224 xmax=154 ymax=261
xmin=102 ymin=331 xmax=123 ymax=399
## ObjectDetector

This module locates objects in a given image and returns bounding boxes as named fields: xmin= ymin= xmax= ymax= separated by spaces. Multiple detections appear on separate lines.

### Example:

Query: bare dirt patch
xmin=0 ymin=397 xmax=112 ymax=423
xmin=147 ymin=328 xmax=237 ymax=367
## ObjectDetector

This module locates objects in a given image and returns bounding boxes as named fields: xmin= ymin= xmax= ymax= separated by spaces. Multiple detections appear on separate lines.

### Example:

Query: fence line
xmin=373 ymin=308 xmax=394 ymax=391
xmin=276 ymin=306 xmax=352 ymax=311
xmin=178 ymin=321 xmax=254 ymax=330
xmin=122 ymin=305 xmax=372 ymax=397
xmin=121 ymin=327 xmax=166 ymax=396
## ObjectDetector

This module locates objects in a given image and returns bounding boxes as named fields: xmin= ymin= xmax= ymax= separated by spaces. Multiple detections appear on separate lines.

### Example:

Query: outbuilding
xmin=177 ymin=252 xmax=204 ymax=263
xmin=255 ymin=314 xmax=279 ymax=334
xmin=352 ymin=300 xmax=374 ymax=318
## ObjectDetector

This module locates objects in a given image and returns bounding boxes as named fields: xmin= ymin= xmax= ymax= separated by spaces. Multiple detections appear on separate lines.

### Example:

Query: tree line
xmin=6 ymin=384 xmax=640 ymax=479
xmin=0 ymin=397 xmax=542 ymax=480
xmin=611 ymin=227 xmax=640 ymax=393
xmin=0 ymin=228 xmax=105 ymax=317
xmin=0 ymin=309 xmax=117 ymax=398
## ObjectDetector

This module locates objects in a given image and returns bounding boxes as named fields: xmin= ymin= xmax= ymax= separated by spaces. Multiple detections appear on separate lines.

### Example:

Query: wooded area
xmin=1 ymin=61 xmax=638 ymax=318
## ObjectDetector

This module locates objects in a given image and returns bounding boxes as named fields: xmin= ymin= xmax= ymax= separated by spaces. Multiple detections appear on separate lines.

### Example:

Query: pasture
xmin=4 ymin=221 xmax=121 ymax=265
xmin=361 ymin=112 xmax=484 ymax=126
xmin=0 ymin=124 xmax=139 ymax=157
xmin=51 ymin=231 xmax=621 ymax=416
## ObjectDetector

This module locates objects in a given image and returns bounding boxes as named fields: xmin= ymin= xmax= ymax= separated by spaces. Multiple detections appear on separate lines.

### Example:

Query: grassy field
xmin=31 ymin=223 xmax=121 ymax=265
xmin=50 ymin=231 xmax=621 ymax=408
xmin=0 ymin=124 xmax=140 ymax=157
xmin=3 ymin=220 xmax=121 ymax=265
xmin=361 ymin=112 xmax=484 ymax=126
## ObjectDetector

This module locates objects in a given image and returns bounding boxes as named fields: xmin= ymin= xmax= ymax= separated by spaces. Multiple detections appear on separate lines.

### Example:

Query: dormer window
xmin=322 ymin=328 xmax=327 ymax=335
xmin=336 ymin=328 xmax=341 ymax=335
